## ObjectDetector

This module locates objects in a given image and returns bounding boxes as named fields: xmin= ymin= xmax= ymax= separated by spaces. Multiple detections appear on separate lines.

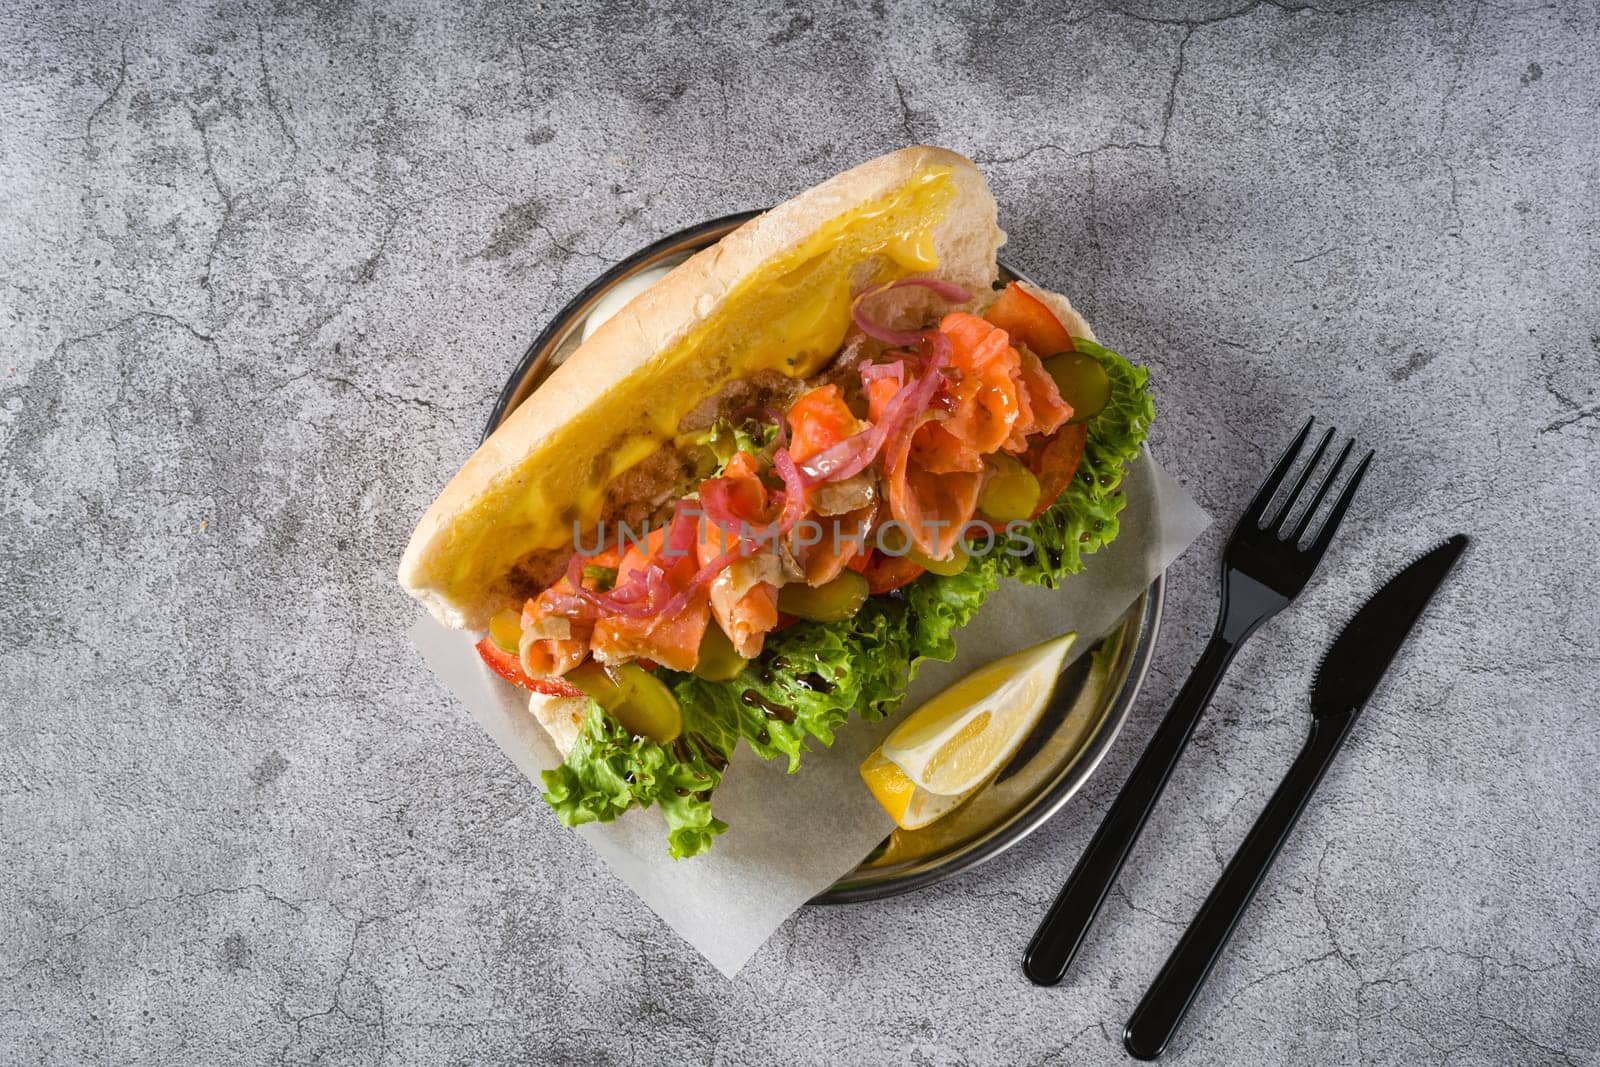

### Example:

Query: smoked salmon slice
xmin=799 ymin=501 xmax=875 ymax=586
xmin=696 ymin=450 xmax=780 ymax=659
xmin=786 ymin=384 xmax=861 ymax=465
xmin=519 ymin=584 xmax=593 ymax=678
xmin=884 ymin=411 xmax=982 ymax=561
xmin=590 ymin=526 xmax=711 ymax=673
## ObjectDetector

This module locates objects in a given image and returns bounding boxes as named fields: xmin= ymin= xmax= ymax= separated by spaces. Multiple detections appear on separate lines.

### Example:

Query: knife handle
xmin=1023 ymin=632 xmax=1240 ymax=986
xmin=1123 ymin=714 xmax=1353 ymax=1060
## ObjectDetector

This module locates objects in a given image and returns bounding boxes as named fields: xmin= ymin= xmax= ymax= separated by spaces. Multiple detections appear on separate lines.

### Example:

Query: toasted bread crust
xmin=1012 ymin=281 xmax=1097 ymax=344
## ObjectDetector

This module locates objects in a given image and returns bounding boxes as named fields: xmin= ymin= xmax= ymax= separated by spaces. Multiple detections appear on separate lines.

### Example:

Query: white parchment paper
xmin=409 ymin=452 xmax=1209 ymax=976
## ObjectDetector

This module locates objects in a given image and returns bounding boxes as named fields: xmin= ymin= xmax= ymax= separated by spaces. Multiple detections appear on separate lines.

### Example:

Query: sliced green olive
xmin=488 ymin=608 xmax=523 ymax=654
xmin=777 ymin=570 xmax=870 ymax=622
xmin=567 ymin=659 xmax=622 ymax=705
xmin=567 ymin=660 xmax=683 ymax=744
xmin=977 ymin=453 xmax=1041 ymax=521
xmin=910 ymin=543 xmax=970 ymax=576
xmin=1043 ymin=348 xmax=1111 ymax=424
xmin=694 ymin=623 xmax=749 ymax=682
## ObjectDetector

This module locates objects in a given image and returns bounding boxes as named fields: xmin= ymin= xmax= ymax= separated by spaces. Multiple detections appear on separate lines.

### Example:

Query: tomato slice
xmin=475 ymin=637 xmax=583 ymax=698
xmin=984 ymin=281 xmax=1075 ymax=357
xmin=857 ymin=550 xmax=926 ymax=594
xmin=1026 ymin=423 xmax=1089 ymax=518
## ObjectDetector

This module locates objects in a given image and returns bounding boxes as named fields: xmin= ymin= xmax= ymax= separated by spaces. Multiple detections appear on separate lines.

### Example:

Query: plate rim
xmin=482 ymin=212 xmax=1164 ymax=904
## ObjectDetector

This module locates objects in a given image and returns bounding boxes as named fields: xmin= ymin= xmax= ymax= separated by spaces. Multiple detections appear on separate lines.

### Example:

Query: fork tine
xmin=1268 ymin=427 xmax=1334 ymax=535
xmin=1304 ymin=449 xmax=1374 ymax=558
xmin=1289 ymin=438 xmax=1355 ymax=543
xmin=1242 ymin=417 xmax=1314 ymax=527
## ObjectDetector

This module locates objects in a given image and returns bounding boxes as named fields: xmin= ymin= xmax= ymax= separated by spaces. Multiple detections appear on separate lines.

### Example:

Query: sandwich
xmin=400 ymin=146 xmax=1154 ymax=857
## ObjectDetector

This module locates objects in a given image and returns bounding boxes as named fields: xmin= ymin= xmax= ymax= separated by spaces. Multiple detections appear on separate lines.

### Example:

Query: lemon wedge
xmin=881 ymin=632 xmax=1077 ymax=798
xmin=859 ymin=751 xmax=970 ymax=830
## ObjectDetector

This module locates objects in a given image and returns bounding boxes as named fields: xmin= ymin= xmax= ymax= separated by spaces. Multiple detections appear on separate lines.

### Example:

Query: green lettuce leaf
xmin=671 ymin=595 xmax=916 ymax=772
xmin=540 ymin=699 xmax=733 ymax=859
xmin=541 ymin=341 xmax=1153 ymax=856
xmin=904 ymin=554 xmax=1001 ymax=665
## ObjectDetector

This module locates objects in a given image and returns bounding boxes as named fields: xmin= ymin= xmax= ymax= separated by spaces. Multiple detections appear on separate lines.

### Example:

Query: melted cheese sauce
xmin=446 ymin=165 xmax=957 ymax=606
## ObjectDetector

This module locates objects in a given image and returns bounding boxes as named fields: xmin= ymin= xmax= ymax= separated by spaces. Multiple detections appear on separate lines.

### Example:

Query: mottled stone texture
xmin=1 ymin=0 xmax=1596 ymax=1063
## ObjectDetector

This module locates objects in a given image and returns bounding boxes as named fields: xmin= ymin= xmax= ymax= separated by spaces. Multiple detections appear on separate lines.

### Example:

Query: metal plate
xmin=483 ymin=213 xmax=1163 ymax=905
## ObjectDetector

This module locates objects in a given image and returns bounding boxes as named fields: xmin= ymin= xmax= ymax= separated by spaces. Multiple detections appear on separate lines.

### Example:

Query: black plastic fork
xmin=1023 ymin=418 xmax=1373 ymax=986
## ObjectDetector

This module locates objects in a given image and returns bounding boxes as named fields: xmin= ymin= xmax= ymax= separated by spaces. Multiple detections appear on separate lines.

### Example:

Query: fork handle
xmin=1023 ymin=632 xmax=1241 ymax=986
xmin=1122 ymin=713 xmax=1353 ymax=1060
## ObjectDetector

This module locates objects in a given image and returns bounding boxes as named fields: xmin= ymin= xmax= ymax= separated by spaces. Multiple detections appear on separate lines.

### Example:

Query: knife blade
xmin=1310 ymin=533 xmax=1469 ymax=721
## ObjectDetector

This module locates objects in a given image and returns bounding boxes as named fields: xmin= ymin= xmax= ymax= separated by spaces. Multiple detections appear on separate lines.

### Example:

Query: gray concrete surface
xmin=3 ymin=1 xmax=1597 ymax=1063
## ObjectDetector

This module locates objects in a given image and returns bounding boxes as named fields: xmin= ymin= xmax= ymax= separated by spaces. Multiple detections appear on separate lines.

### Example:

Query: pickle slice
xmin=977 ymin=454 xmax=1041 ymax=521
xmin=694 ymin=623 xmax=749 ymax=682
xmin=910 ymin=543 xmax=969 ymax=577
xmin=1043 ymin=348 xmax=1111 ymax=424
xmin=488 ymin=608 xmax=523 ymax=654
xmin=777 ymin=571 xmax=870 ymax=622
xmin=567 ymin=660 xmax=683 ymax=744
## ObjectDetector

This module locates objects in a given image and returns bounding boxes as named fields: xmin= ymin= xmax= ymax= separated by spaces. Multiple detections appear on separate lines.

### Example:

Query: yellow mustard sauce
xmin=445 ymin=165 xmax=957 ymax=603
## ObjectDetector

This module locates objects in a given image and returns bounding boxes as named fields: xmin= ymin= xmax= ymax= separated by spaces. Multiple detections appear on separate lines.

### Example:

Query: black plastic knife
xmin=1123 ymin=534 xmax=1469 ymax=1060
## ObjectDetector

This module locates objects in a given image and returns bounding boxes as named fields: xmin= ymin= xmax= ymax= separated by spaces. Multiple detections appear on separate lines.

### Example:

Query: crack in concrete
xmin=1310 ymin=839 xmax=1361 ymax=970
xmin=974 ymin=140 xmax=1163 ymax=168
xmin=1347 ymin=943 xmax=1582 ymax=1061
xmin=275 ymin=365 xmax=461 ymax=416
xmin=29 ymin=883 xmax=308 ymax=960
xmin=356 ymin=206 xmax=402 ymax=285
xmin=190 ymin=107 xmax=238 ymax=295
xmin=1217 ymin=946 xmax=1346 ymax=1012
xmin=52 ymin=311 xmax=217 ymax=352
xmin=891 ymin=75 xmax=928 ymax=144
xmin=1477 ymin=1014 xmax=1584 ymax=1066
xmin=1113 ymin=880 xmax=1187 ymax=927
xmin=84 ymin=40 xmax=129 ymax=146
xmin=1290 ymin=246 xmax=1337 ymax=266
xmin=975 ymin=14 xmax=1191 ymax=161
xmin=1160 ymin=26 xmax=1195 ymax=152
xmin=1109 ymin=0 xmax=1422 ymax=27
xmin=1444 ymin=163 xmax=1464 ymax=237
xmin=273 ymin=915 xmax=377 ymax=1064
xmin=1025 ymin=1020 xmax=1104 ymax=1065
xmin=254 ymin=17 xmax=299 ymax=156
xmin=1541 ymin=403 xmax=1600 ymax=435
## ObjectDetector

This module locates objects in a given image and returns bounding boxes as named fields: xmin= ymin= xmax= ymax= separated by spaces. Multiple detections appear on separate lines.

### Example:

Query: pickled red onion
xmin=698 ymin=477 xmax=752 ymax=539
xmin=565 ymin=552 xmax=608 ymax=612
xmin=799 ymin=329 xmax=951 ymax=487
xmin=859 ymin=360 xmax=905 ymax=385
xmin=850 ymin=278 xmax=972 ymax=346
xmin=565 ymin=549 xmax=669 ymax=618
xmin=772 ymin=449 xmax=809 ymax=534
